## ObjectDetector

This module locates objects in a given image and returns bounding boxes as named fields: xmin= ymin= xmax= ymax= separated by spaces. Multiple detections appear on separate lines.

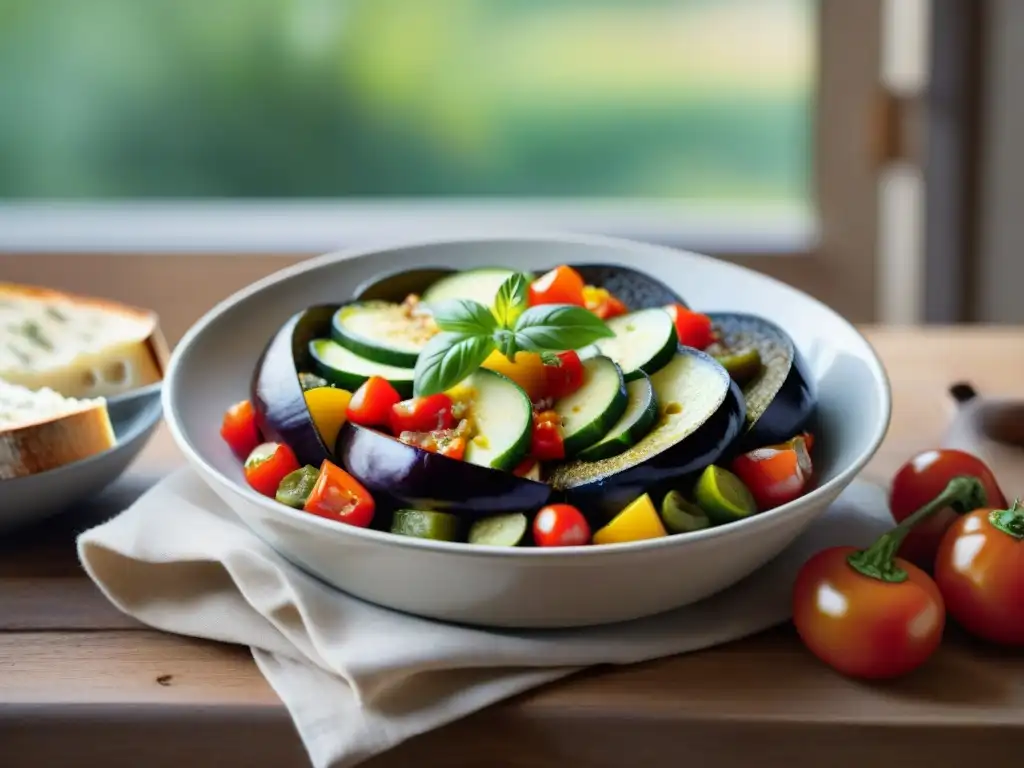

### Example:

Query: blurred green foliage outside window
xmin=0 ymin=0 xmax=814 ymax=208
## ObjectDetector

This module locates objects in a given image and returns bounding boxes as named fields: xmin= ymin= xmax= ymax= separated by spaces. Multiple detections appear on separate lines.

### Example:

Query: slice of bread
xmin=0 ymin=379 xmax=116 ymax=479
xmin=0 ymin=282 xmax=167 ymax=399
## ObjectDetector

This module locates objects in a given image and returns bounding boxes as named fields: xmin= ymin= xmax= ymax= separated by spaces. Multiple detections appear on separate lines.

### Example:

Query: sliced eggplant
xmin=548 ymin=348 xmax=745 ymax=521
xmin=707 ymin=312 xmax=816 ymax=452
xmin=353 ymin=267 xmax=454 ymax=303
xmin=570 ymin=263 xmax=688 ymax=309
xmin=584 ymin=307 xmax=677 ymax=380
xmin=576 ymin=373 xmax=659 ymax=462
xmin=250 ymin=305 xmax=336 ymax=468
xmin=461 ymin=368 xmax=533 ymax=471
xmin=553 ymin=356 xmax=628 ymax=457
xmin=421 ymin=268 xmax=523 ymax=307
xmin=308 ymin=338 xmax=416 ymax=397
xmin=335 ymin=422 xmax=552 ymax=519
xmin=332 ymin=301 xmax=434 ymax=368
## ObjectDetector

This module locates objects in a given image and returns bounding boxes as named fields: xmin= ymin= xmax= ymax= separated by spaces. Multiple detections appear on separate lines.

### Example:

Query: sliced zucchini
xmin=576 ymin=373 xmax=659 ymax=462
xmin=585 ymin=308 xmax=677 ymax=381
xmin=462 ymin=368 xmax=532 ymax=471
xmin=308 ymin=338 xmax=415 ymax=397
xmin=391 ymin=509 xmax=460 ymax=541
xmin=332 ymin=301 xmax=434 ymax=367
xmin=468 ymin=512 xmax=528 ymax=547
xmin=553 ymin=356 xmax=628 ymax=457
xmin=421 ymin=268 xmax=521 ymax=307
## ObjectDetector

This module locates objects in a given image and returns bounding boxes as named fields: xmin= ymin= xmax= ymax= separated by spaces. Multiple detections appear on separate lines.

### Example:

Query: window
xmin=0 ymin=1 xmax=885 ymax=322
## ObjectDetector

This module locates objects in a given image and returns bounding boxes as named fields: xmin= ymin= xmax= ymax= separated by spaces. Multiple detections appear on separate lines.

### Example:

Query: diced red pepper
xmin=303 ymin=459 xmax=376 ymax=528
xmin=243 ymin=441 xmax=301 ymax=498
xmin=398 ymin=420 xmax=468 ymax=460
xmin=528 ymin=265 xmax=586 ymax=307
xmin=583 ymin=285 xmax=628 ymax=320
xmin=543 ymin=350 xmax=585 ymax=400
xmin=531 ymin=410 xmax=565 ymax=461
xmin=346 ymin=376 xmax=402 ymax=429
xmin=390 ymin=394 xmax=454 ymax=434
xmin=220 ymin=399 xmax=262 ymax=459
xmin=730 ymin=434 xmax=814 ymax=511
xmin=513 ymin=458 xmax=538 ymax=477
xmin=664 ymin=304 xmax=715 ymax=350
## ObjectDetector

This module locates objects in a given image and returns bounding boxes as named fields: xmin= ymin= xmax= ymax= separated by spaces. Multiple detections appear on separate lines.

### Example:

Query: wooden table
xmin=2 ymin=327 xmax=1023 ymax=768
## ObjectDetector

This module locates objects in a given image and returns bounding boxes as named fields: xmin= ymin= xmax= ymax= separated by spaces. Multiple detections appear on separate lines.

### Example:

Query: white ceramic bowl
xmin=164 ymin=233 xmax=891 ymax=628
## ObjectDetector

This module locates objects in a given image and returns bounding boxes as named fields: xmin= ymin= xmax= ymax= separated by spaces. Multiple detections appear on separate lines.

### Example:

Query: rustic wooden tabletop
xmin=2 ymin=326 xmax=1023 ymax=768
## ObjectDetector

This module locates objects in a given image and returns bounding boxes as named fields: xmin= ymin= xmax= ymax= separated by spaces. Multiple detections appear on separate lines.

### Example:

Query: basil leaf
xmin=493 ymin=329 xmax=519 ymax=362
xmin=431 ymin=299 xmax=498 ymax=336
xmin=413 ymin=332 xmax=495 ymax=396
xmin=513 ymin=304 xmax=614 ymax=351
xmin=492 ymin=272 xmax=530 ymax=328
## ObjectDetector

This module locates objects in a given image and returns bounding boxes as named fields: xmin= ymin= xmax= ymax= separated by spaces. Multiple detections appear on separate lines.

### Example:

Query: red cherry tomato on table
xmin=533 ymin=504 xmax=591 ymax=547
xmin=346 ymin=376 xmax=402 ymax=429
xmin=792 ymin=475 xmax=986 ymax=678
xmin=664 ymin=304 xmax=714 ymax=350
xmin=793 ymin=546 xmax=945 ymax=680
xmin=303 ymin=459 xmax=376 ymax=528
xmin=528 ymin=265 xmax=586 ymax=307
xmin=543 ymin=350 xmax=584 ymax=400
xmin=243 ymin=441 xmax=301 ymax=498
xmin=731 ymin=434 xmax=814 ymax=511
xmin=390 ymin=394 xmax=454 ymax=434
xmin=530 ymin=411 xmax=565 ymax=461
xmin=220 ymin=399 xmax=262 ymax=459
xmin=890 ymin=449 xmax=1007 ymax=570
xmin=934 ymin=503 xmax=1024 ymax=646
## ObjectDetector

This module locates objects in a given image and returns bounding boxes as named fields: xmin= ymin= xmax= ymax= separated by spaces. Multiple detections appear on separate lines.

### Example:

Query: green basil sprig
xmin=413 ymin=272 xmax=613 ymax=395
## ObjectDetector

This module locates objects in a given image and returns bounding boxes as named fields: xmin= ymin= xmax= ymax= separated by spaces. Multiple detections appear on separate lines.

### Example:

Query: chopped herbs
xmin=45 ymin=305 xmax=69 ymax=322
xmin=6 ymin=343 xmax=30 ymax=365
xmin=20 ymin=320 xmax=53 ymax=351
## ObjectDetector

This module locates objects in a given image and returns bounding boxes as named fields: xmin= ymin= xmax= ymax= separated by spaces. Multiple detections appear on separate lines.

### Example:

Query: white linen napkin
xmin=77 ymin=467 xmax=894 ymax=768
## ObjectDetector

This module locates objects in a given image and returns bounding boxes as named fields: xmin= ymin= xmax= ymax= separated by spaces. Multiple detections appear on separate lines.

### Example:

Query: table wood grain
xmin=2 ymin=326 xmax=1023 ymax=768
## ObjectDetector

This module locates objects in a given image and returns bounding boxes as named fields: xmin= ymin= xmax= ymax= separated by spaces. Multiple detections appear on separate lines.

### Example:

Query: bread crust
xmin=0 ymin=404 xmax=116 ymax=480
xmin=0 ymin=282 xmax=168 ymax=399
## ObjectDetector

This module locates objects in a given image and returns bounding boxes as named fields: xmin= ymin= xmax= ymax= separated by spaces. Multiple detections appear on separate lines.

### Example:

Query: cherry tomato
xmin=390 ymin=394 xmax=454 ymax=434
xmin=890 ymin=449 xmax=1007 ymax=570
xmin=533 ymin=504 xmax=591 ymax=547
xmin=303 ymin=459 xmax=376 ymax=528
xmin=664 ymin=304 xmax=714 ymax=350
xmin=220 ymin=399 xmax=262 ymax=459
xmin=530 ymin=411 xmax=565 ymax=461
xmin=543 ymin=350 xmax=584 ymax=400
xmin=243 ymin=441 xmax=301 ymax=498
xmin=346 ymin=376 xmax=402 ymax=429
xmin=528 ymin=265 xmax=586 ymax=307
xmin=582 ymin=285 xmax=628 ymax=320
xmin=398 ymin=423 xmax=468 ymax=461
xmin=934 ymin=503 xmax=1024 ymax=646
xmin=730 ymin=434 xmax=813 ymax=510
xmin=792 ymin=545 xmax=945 ymax=679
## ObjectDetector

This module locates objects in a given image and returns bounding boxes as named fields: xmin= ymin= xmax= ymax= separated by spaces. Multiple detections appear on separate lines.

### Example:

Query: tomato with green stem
xmin=793 ymin=475 xmax=987 ymax=679
xmin=889 ymin=449 xmax=1006 ymax=570
xmin=934 ymin=500 xmax=1024 ymax=646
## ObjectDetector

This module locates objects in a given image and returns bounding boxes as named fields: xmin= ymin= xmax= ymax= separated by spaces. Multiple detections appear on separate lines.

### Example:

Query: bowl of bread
xmin=0 ymin=282 xmax=167 ymax=533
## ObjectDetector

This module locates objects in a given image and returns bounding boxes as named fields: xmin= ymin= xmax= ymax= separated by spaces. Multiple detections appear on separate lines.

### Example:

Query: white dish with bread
xmin=0 ymin=282 xmax=166 ymax=533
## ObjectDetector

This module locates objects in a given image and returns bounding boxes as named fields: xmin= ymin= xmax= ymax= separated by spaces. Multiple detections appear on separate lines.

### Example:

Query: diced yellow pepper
xmin=592 ymin=493 xmax=668 ymax=545
xmin=480 ymin=350 xmax=549 ymax=400
xmin=303 ymin=386 xmax=352 ymax=448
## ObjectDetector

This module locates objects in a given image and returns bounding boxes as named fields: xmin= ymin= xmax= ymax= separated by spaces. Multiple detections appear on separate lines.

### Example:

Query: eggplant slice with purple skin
xmin=250 ymin=304 xmax=337 ymax=468
xmin=335 ymin=423 xmax=552 ymax=519
xmin=353 ymin=263 xmax=688 ymax=309
xmin=706 ymin=312 xmax=816 ymax=453
xmin=548 ymin=347 xmax=745 ymax=522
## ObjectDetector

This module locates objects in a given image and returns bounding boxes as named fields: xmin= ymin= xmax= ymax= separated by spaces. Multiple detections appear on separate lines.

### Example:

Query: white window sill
xmin=0 ymin=200 xmax=817 ymax=255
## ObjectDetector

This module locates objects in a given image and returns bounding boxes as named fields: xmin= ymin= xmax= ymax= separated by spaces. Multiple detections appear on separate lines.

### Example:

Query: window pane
xmin=0 ymin=0 xmax=815 ymax=206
